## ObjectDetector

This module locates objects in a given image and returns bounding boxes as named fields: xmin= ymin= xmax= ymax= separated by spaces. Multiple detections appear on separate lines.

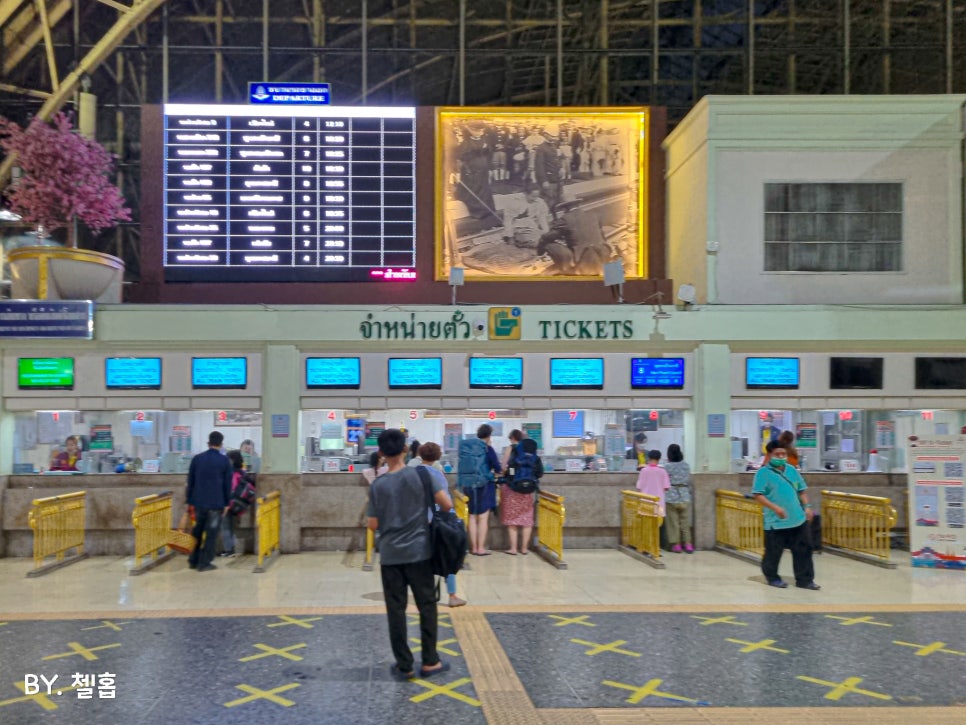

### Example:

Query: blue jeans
xmin=221 ymin=514 xmax=236 ymax=553
xmin=188 ymin=508 xmax=222 ymax=568
xmin=446 ymin=574 xmax=457 ymax=596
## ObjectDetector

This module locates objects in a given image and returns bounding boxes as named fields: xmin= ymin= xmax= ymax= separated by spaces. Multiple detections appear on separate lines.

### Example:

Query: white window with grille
xmin=763 ymin=182 xmax=902 ymax=272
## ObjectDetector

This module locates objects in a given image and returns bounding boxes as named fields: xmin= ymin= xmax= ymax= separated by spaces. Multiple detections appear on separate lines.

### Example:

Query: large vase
xmin=6 ymin=246 xmax=125 ymax=303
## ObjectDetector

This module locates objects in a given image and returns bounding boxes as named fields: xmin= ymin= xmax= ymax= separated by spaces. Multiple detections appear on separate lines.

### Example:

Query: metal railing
xmin=27 ymin=491 xmax=88 ymax=577
xmin=253 ymin=491 xmax=281 ymax=573
xmin=821 ymin=490 xmax=897 ymax=568
xmin=620 ymin=490 xmax=663 ymax=562
xmin=130 ymin=492 xmax=176 ymax=574
xmin=536 ymin=490 xmax=566 ymax=569
xmin=714 ymin=489 xmax=764 ymax=560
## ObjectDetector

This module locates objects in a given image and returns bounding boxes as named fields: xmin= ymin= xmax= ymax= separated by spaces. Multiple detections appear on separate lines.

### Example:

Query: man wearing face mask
xmin=751 ymin=440 xmax=820 ymax=591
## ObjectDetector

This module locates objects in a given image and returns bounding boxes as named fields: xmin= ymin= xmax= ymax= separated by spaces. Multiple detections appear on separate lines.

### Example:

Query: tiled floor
xmin=1 ymin=549 xmax=964 ymax=724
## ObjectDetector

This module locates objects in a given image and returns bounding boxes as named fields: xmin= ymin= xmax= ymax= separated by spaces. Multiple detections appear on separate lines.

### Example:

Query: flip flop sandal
xmin=390 ymin=664 xmax=415 ymax=681
xmin=419 ymin=661 xmax=451 ymax=679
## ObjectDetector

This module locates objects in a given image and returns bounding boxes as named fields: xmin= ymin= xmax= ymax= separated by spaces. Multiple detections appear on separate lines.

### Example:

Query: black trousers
xmin=380 ymin=558 xmax=439 ymax=673
xmin=188 ymin=507 xmax=222 ymax=569
xmin=762 ymin=522 xmax=815 ymax=586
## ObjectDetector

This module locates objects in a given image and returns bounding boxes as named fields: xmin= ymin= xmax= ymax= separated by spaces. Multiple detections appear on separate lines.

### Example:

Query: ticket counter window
xmin=298 ymin=408 xmax=687 ymax=474
xmin=10 ymin=410 xmax=262 ymax=474
xmin=731 ymin=408 xmax=966 ymax=473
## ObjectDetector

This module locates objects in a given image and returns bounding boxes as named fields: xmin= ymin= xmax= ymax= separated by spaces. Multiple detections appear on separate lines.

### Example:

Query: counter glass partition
xmin=299 ymin=408 xmax=688 ymax=473
xmin=10 ymin=410 xmax=262 ymax=474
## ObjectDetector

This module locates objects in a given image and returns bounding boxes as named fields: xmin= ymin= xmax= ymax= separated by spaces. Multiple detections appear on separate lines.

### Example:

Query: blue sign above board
xmin=248 ymin=82 xmax=330 ymax=105
xmin=0 ymin=301 xmax=93 ymax=339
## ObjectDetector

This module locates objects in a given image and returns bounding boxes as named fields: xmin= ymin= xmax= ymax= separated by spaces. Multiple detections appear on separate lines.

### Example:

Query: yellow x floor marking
xmin=602 ymin=678 xmax=698 ymax=705
xmin=548 ymin=614 xmax=595 ymax=627
xmin=239 ymin=643 xmax=307 ymax=662
xmin=81 ymin=621 xmax=132 ymax=632
xmin=409 ymin=677 xmax=481 ymax=707
xmin=0 ymin=682 xmax=83 ymax=711
xmin=0 ymin=623 xmax=7 ymax=626
xmin=410 ymin=637 xmax=461 ymax=657
xmin=570 ymin=638 xmax=641 ymax=657
xmin=224 ymin=682 xmax=300 ymax=708
xmin=825 ymin=615 xmax=892 ymax=627
xmin=267 ymin=615 xmax=322 ymax=629
xmin=893 ymin=640 xmax=966 ymax=657
xmin=797 ymin=675 xmax=893 ymax=702
xmin=691 ymin=615 xmax=747 ymax=626
xmin=725 ymin=637 xmax=790 ymax=654
xmin=42 ymin=642 xmax=121 ymax=661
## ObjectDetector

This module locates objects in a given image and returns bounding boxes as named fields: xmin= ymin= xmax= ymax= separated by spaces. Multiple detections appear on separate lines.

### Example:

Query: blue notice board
xmin=0 ymin=301 xmax=93 ymax=339
xmin=249 ymin=82 xmax=330 ymax=105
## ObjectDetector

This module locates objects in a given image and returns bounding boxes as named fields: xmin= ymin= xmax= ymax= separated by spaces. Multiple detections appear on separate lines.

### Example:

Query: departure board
xmin=163 ymin=104 xmax=416 ymax=283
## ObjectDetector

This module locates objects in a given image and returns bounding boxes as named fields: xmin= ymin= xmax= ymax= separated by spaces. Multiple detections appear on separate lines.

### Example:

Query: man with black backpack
xmin=457 ymin=424 xmax=503 ymax=556
xmin=367 ymin=428 xmax=453 ymax=681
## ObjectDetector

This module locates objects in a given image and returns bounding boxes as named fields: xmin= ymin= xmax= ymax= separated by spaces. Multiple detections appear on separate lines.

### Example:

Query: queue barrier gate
xmin=714 ymin=489 xmax=764 ymax=563
xmin=26 ymin=491 xmax=89 ymax=578
xmin=618 ymin=490 xmax=665 ymax=569
xmin=253 ymin=491 xmax=281 ymax=573
xmin=130 ymin=492 xmax=176 ymax=575
xmin=820 ymin=490 xmax=897 ymax=568
xmin=535 ymin=490 xmax=567 ymax=569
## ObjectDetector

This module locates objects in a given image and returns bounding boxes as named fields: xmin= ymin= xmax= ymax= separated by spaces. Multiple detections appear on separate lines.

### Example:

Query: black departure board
xmin=163 ymin=104 xmax=416 ymax=282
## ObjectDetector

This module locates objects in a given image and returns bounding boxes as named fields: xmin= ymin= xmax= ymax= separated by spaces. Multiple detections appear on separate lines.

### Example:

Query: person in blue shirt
xmin=186 ymin=431 xmax=233 ymax=572
xmin=751 ymin=440 xmax=820 ymax=590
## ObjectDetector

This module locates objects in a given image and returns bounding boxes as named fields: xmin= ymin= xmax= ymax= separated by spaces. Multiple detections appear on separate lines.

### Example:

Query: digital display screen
xmin=745 ymin=357 xmax=800 ymax=389
xmin=105 ymin=357 xmax=163 ymax=390
xmin=163 ymin=104 xmax=416 ymax=283
xmin=830 ymin=357 xmax=883 ymax=390
xmin=550 ymin=358 xmax=604 ymax=390
xmin=18 ymin=357 xmax=74 ymax=390
xmin=305 ymin=357 xmax=361 ymax=389
xmin=468 ymin=357 xmax=523 ymax=389
xmin=552 ymin=410 xmax=585 ymax=438
xmin=388 ymin=358 xmax=442 ymax=389
xmin=630 ymin=358 xmax=685 ymax=389
xmin=191 ymin=357 xmax=248 ymax=389
xmin=915 ymin=357 xmax=966 ymax=390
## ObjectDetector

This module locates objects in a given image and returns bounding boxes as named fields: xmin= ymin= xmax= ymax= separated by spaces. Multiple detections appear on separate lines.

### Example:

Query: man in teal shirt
xmin=751 ymin=441 xmax=820 ymax=590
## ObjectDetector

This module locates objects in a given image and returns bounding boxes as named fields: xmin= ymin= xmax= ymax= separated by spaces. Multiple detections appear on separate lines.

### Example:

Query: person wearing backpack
xmin=418 ymin=442 xmax=466 ymax=607
xmin=457 ymin=424 xmax=503 ymax=556
xmin=220 ymin=449 xmax=256 ymax=557
xmin=368 ymin=428 xmax=453 ymax=680
xmin=500 ymin=431 xmax=543 ymax=555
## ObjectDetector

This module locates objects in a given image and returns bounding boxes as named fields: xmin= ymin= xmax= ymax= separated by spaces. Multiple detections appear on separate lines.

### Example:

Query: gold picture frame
xmin=435 ymin=106 xmax=649 ymax=282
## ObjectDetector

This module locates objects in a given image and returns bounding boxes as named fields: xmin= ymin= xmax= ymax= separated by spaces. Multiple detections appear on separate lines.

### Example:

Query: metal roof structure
xmin=1 ymin=0 xmax=965 ymax=278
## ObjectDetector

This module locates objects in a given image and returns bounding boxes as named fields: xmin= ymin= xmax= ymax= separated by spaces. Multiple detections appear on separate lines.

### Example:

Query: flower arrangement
xmin=0 ymin=112 xmax=130 ymax=247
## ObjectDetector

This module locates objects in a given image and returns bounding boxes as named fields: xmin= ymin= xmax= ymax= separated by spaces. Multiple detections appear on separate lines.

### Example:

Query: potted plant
xmin=0 ymin=112 xmax=131 ymax=301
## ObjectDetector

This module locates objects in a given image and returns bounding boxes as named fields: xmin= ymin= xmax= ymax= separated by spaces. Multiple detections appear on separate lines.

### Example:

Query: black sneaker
xmin=197 ymin=564 xmax=217 ymax=572
xmin=796 ymin=582 xmax=821 ymax=590
xmin=767 ymin=579 xmax=788 ymax=589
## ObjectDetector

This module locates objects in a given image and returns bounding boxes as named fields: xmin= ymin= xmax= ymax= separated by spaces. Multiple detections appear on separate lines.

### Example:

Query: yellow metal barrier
xmin=714 ymin=489 xmax=764 ymax=560
xmin=821 ymin=490 xmax=897 ymax=568
xmin=363 ymin=527 xmax=376 ymax=571
xmin=130 ymin=492 xmax=176 ymax=575
xmin=453 ymin=489 xmax=469 ymax=527
xmin=619 ymin=490 xmax=664 ymax=566
xmin=536 ymin=490 xmax=567 ymax=569
xmin=253 ymin=491 xmax=281 ymax=573
xmin=26 ymin=491 xmax=88 ymax=577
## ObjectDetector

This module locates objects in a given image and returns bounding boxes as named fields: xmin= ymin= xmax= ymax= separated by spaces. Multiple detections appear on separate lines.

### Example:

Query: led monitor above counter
xmin=631 ymin=358 xmax=684 ymax=389
xmin=191 ymin=357 xmax=248 ymax=389
xmin=18 ymin=357 xmax=74 ymax=390
xmin=745 ymin=357 xmax=800 ymax=390
xmin=388 ymin=358 xmax=442 ymax=389
xmin=468 ymin=357 xmax=523 ymax=389
xmin=105 ymin=357 xmax=162 ymax=390
xmin=550 ymin=358 xmax=604 ymax=390
xmin=829 ymin=357 xmax=883 ymax=390
xmin=305 ymin=357 xmax=360 ymax=389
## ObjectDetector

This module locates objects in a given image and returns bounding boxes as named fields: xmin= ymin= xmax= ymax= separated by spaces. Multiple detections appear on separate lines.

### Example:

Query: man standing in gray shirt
xmin=367 ymin=428 xmax=453 ymax=680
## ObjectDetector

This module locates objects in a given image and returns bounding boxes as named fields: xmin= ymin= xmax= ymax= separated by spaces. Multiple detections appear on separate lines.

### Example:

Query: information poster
xmin=443 ymin=423 xmax=463 ymax=453
xmin=364 ymin=421 xmax=385 ymax=448
xmin=905 ymin=435 xmax=966 ymax=570
xmin=523 ymin=423 xmax=543 ymax=451
xmin=875 ymin=420 xmax=895 ymax=449
xmin=795 ymin=423 xmax=817 ymax=448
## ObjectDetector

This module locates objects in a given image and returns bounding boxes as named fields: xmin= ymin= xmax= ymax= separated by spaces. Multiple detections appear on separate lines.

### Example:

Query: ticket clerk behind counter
xmin=49 ymin=435 xmax=82 ymax=471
